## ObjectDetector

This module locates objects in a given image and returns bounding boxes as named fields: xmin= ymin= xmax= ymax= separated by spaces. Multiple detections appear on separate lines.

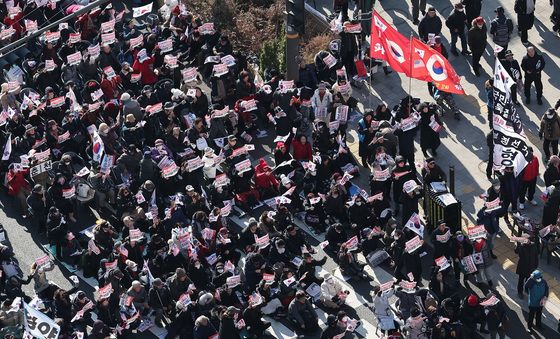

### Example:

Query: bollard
xmin=449 ymin=166 xmax=455 ymax=195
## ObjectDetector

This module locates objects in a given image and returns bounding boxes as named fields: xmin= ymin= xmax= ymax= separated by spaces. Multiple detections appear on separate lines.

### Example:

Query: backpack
xmin=493 ymin=19 xmax=510 ymax=45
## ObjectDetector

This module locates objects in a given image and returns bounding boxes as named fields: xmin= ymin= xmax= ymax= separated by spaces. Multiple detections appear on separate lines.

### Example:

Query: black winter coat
xmin=446 ymin=10 xmax=468 ymax=32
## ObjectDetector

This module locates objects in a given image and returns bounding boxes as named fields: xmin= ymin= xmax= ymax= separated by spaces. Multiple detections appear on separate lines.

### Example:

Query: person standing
xmin=418 ymin=102 xmax=442 ymax=157
xmin=518 ymin=147 xmax=539 ymax=209
xmin=463 ymin=0 xmax=483 ymax=28
xmin=500 ymin=166 xmax=522 ymax=223
xmin=411 ymin=0 xmax=428 ymax=25
xmin=468 ymin=17 xmax=488 ymax=76
xmin=521 ymin=46 xmax=545 ymax=105
xmin=515 ymin=237 xmax=539 ymax=299
xmin=418 ymin=7 xmax=443 ymax=42
xmin=524 ymin=270 xmax=549 ymax=332
xmin=552 ymin=0 xmax=560 ymax=34
xmin=490 ymin=7 xmax=513 ymax=59
xmin=539 ymin=108 xmax=560 ymax=159
xmin=358 ymin=111 xmax=375 ymax=167
xmin=500 ymin=50 xmax=523 ymax=105
xmin=515 ymin=0 xmax=536 ymax=44
xmin=486 ymin=130 xmax=494 ymax=179
xmin=446 ymin=3 xmax=471 ymax=56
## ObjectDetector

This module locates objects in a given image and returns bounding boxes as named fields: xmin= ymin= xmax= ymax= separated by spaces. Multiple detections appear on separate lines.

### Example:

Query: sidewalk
xmin=306 ymin=0 xmax=560 ymax=333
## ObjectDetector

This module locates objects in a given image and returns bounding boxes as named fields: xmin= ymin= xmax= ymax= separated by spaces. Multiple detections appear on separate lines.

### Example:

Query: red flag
xmin=370 ymin=12 xmax=413 ymax=76
xmin=411 ymin=38 xmax=465 ymax=95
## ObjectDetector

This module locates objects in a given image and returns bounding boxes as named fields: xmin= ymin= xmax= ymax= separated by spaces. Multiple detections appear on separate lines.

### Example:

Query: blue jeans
xmin=450 ymin=31 xmax=468 ymax=52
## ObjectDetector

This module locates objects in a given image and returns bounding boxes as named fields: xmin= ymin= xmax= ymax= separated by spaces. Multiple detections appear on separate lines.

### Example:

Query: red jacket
xmin=292 ymin=139 xmax=312 ymax=161
xmin=522 ymin=155 xmax=539 ymax=181
xmin=132 ymin=56 xmax=158 ymax=85
xmin=7 ymin=169 xmax=29 ymax=196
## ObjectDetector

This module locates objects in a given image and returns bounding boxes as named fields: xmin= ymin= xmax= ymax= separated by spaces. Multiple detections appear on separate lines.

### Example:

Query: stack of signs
xmin=57 ymin=131 xmax=70 ymax=143
xmin=335 ymin=105 xmax=348 ymax=122
xmin=485 ymin=198 xmax=501 ymax=212
xmin=62 ymin=186 xmax=75 ymax=199
xmin=158 ymin=39 xmax=173 ymax=53
xmin=373 ymin=168 xmax=390 ymax=181
xmin=68 ymin=33 xmax=81 ymax=44
xmin=221 ymin=55 xmax=236 ymax=67
xmin=226 ymin=275 xmax=241 ymax=289
xmin=467 ymin=225 xmax=487 ymax=241
xmin=323 ymin=53 xmax=337 ymax=68
xmin=101 ymin=19 xmax=115 ymax=33
xmin=429 ymin=115 xmax=442 ymax=133
xmin=254 ymin=233 xmax=270 ymax=249
xmin=45 ymin=59 xmax=56 ymax=71
xmin=435 ymin=256 xmax=450 ymax=271
xmin=182 ymin=68 xmax=197 ymax=82
xmin=35 ymin=254 xmax=52 ymax=270
xmin=460 ymin=255 xmax=478 ymax=273
xmin=165 ymin=55 xmax=178 ymax=68
xmin=88 ymin=44 xmax=100 ymax=59
xmin=101 ymin=31 xmax=116 ymax=44
xmin=234 ymin=159 xmax=251 ymax=174
xmin=198 ymin=23 xmax=215 ymax=35
xmin=129 ymin=229 xmax=143 ymax=242
xmin=405 ymin=235 xmax=422 ymax=253
xmin=103 ymin=66 xmax=116 ymax=80
xmin=213 ymin=63 xmax=229 ymax=77
xmin=129 ymin=35 xmax=143 ymax=49
xmin=405 ymin=213 xmax=424 ymax=238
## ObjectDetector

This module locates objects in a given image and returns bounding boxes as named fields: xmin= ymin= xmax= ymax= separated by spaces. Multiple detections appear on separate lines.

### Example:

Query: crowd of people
xmin=0 ymin=0 xmax=556 ymax=338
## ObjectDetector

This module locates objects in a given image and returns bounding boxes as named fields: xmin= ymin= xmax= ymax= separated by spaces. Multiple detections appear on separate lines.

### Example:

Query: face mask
xmin=277 ymin=248 xmax=285 ymax=254
xmin=477 ymin=24 xmax=483 ymax=28
xmin=332 ymin=194 xmax=339 ymax=198
xmin=217 ymin=268 xmax=224 ymax=274
xmin=356 ymin=201 xmax=362 ymax=206
xmin=131 ymin=266 xmax=137 ymax=272
xmin=216 ymin=187 xmax=223 ymax=193
xmin=536 ymin=278 xmax=542 ymax=282
xmin=493 ymin=185 xmax=500 ymax=191
xmin=195 ymin=263 xmax=201 ymax=269
xmin=457 ymin=8 xmax=464 ymax=12
xmin=394 ymin=235 xmax=400 ymax=240
xmin=457 ymin=235 xmax=464 ymax=242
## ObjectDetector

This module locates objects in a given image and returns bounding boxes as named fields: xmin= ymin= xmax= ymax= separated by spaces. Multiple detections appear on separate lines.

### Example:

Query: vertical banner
xmin=492 ymin=60 xmax=531 ymax=176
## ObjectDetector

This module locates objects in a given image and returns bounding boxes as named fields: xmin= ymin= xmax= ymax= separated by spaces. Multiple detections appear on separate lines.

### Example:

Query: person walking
xmin=515 ymin=236 xmax=539 ymax=299
xmin=524 ymin=269 xmax=549 ymax=332
xmin=539 ymin=108 xmax=560 ymax=159
xmin=411 ymin=0 xmax=428 ymax=25
xmin=521 ymin=46 xmax=545 ymax=105
xmin=518 ymin=147 xmax=539 ymax=209
xmin=463 ymin=0 xmax=483 ymax=28
xmin=490 ymin=7 xmax=513 ymax=59
xmin=418 ymin=7 xmax=443 ymax=42
xmin=515 ymin=0 xmax=536 ymax=44
xmin=446 ymin=3 xmax=471 ymax=56
xmin=468 ymin=16 xmax=487 ymax=76
xmin=500 ymin=50 xmax=523 ymax=105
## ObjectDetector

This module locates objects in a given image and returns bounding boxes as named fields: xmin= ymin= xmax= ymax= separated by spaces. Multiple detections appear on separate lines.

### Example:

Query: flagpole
xmin=408 ymin=32 xmax=413 ymax=116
